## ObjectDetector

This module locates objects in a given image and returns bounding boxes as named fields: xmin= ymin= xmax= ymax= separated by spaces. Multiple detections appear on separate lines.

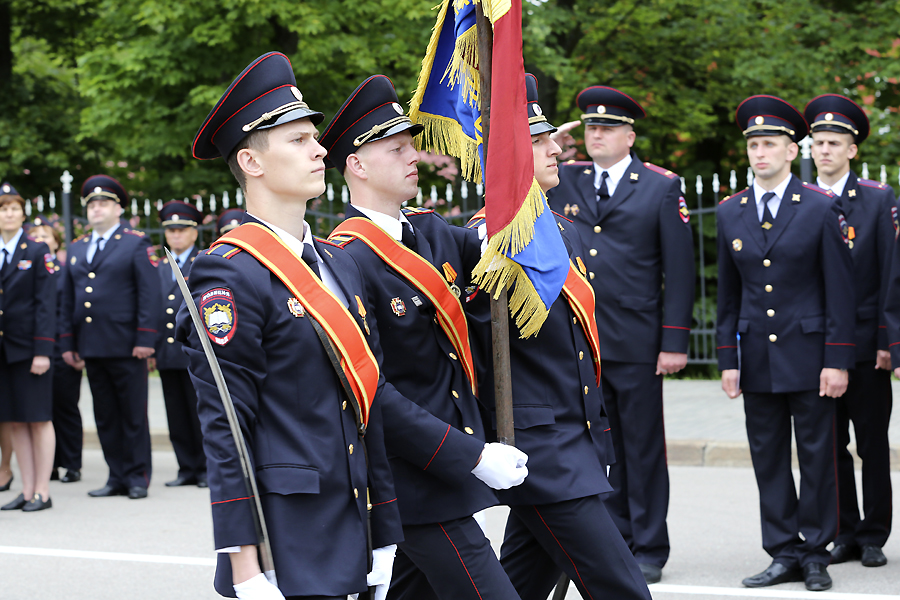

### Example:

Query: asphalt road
xmin=1 ymin=450 xmax=898 ymax=600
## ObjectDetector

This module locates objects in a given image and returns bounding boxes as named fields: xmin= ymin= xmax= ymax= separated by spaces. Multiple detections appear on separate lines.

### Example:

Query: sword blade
xmin=165 ymin=248 xmax=277 ymax=586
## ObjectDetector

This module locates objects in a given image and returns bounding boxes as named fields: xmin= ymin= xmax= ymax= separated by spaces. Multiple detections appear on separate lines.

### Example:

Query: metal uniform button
xmin=769 ymin=334 xmax=777 ymax=342
xmin=573 ymin=317 xmax=578 ymax=324
xmin=449 ymin=352 xmax=458 ymax=360
xmin=85 ymin=286 xmax=93 ymax=293
xmin=349 ymin=444 xmax=354 ymax=455
xmin=451 ymin=390 xmax=459 ymax=398
xmin=589 ymin=249 xmax=598 ymax=256
xmin=763 ymin=259 xmax=771 ymax=267
xmin=85 ymin=317 xmax=92 ymax=323
xmin=167 ymin=323 xmax=174 ymax=329
xmin=579 ymin=351 xmax=584 ymax=360
xmin=166 ymin=308 xmax=174 ymax=314
xmin=84 ymin=302 xmax=91 ymax=308
xmin=88 ymin=272 xmax=96 ymax=279
xmin=767 ymin=309 xmax=775 ymax=317
xmin=593 ymin=226 xmax=602 ymax=233
xmin=354 ymin=488 xmax=358 ymax=499
xmin=167 ymin=337 xmax=174 ymax=344
xmin=464 ymin=427 xmax=474 ymax=434
xmin=584 ymin=385 xmax=589 ymax=395
xmin=765 ymin=285 xmax=773 ymax=292
xmin=589 ymin=272 xmax=595 ymax=280
xmin=587 ymin=421 xmax=591 ymax=429
xmin=0 ymin=310 xmax=2 ymax=315
xmin=342 ymin=401 xmax=347 ymax=410
xmin=168 ymin=294 xmax=175 ymax=301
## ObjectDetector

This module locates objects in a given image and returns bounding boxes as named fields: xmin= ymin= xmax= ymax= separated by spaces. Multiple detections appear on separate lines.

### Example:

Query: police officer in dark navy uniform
xmin=466 ymin=74 xmax=651 ymax=600
xmin=804 ymin=95 xmax=894 ymax=569
xmin=216 ymin=209 xmax=246 ymax=239
xmin=717 ymin=96 xmax=855 ymax=591
xmin=546 ymin=86 xmax=695 ymax=583
xmin=180 ymin=51 xmax=403 ymax=600
xmin=320 ymin=75 xmax=528 ymax=600
xmin=58 ymin=175 xmax=161 ymax=500
xmin=153 ymin=201 xmax=206 ymax=488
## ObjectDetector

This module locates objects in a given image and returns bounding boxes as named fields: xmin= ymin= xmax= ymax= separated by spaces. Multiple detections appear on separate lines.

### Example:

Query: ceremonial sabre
xmin=165 ymin=248 xmax=277 ymax=587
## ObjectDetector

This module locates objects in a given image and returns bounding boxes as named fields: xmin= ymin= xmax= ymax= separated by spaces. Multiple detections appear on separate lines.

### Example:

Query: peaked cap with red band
xmin=81 ymin=174 xmax=128 ymax=207
xmin=216 ymin=208 xmax=246 ymax=237
xmin=319 ymin=75 xmax=424 ymax=174
xmin=192 ymin=52 xmax=324 ymax=160
xmin=577 ymin=85 xmax=646 ymax=127
xmin=735 ymin=95 xmax=808 ymax=143
xmin=526 ymin=73 xmax=557 ymax=136
xmin=159 ymin=200 xmax=203 ymax=229
xmin=804 ymin=94 xmax=869 ymax=144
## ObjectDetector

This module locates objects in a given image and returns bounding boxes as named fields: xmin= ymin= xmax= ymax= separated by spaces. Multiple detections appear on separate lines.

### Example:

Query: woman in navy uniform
xmin=717 ymin=96 xmax=855 ymax=591
xmin=320 ymin=75 xmax=528 ymax=600
xmin=31 ymin=217 xmax=85 ymax=484
xmin=58 ymin=174 xmax=161 ymax=500
xmin=0 ymin=183 xmax=57 ymax=512
xmin=546 ymin=86 xmax=695 ymax=583
xmin=805 ymin=94 xmax=894 ymax=569
xmin=153 ymin=200 xmax=206 ymax=488
xmin=468 ymin=75 xmax=650 ymax=600
xmin=180 ymin=52 xmax=402 ymax=600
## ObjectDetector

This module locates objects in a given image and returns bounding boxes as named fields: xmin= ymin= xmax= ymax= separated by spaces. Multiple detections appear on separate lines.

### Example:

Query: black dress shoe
xmin=830 ymin=543 xmax=860 ymax=564
xmin=0 ymin=472 xmax=13 ymax=492
xmin=88 ymin=485 xmax=127 ymax=497
xmin=50 ymin=469 xmax=60 ymax=481
xmin=61 ymin=470 xmax=81 ymax=483
xmin=742 ymin=562 xmax=803 ymax=587
xmin=165 ymin=475 xmax=197 ymax=487
xmin=196 ymin=475 xmax=208 ymax=488
xmin=1 ymin=493 xmax=27 ymax=510
xmin=638 ymin=563 xmax=662 ymax=584
xmin=22 ymin=493 xmax=52 ymax=512
xmin=803 ymin=563 xmax=832 ymax=591
xmin=861 ymin=545 xmax=887 ymax=567
xmin=128 ymin=486 xmax=148 ymax=499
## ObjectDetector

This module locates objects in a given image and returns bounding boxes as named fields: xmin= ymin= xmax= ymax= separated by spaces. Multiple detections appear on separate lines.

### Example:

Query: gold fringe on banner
xmin=471 ymin=179 xmax=550 ymax=337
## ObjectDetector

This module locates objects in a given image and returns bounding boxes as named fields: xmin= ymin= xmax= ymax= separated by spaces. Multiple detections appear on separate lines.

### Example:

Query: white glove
xmin=233 ymin=573 xmax=285 ymax=600
xmin=478 ymin=223 xmax=488 ymax=256
xmin=471 ymin=443 xmax=528 ymax=489
xmin=351 ymin=545 xmax=397 ymax=600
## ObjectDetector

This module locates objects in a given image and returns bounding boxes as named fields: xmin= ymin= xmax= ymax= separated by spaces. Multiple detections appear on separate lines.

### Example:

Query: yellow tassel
xmin=441 ymin=25 xmax=479 ymax=109
xmin=488 ymin=179 xmax=545 ymax=257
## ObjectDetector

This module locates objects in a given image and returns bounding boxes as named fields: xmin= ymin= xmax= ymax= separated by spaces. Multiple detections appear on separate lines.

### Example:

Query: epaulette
xmin=719 ymin=188 xmax=749 ymax=205
xmin=643 ymin=162 xmax=679 ymax=179
xmin=326 ymin=234 xmax=355 ymax=247
xmin=563 ymin=160 xmax=592 ymax=165
xmin=206 ymin=243 xmax=242 ymax=259
xmin=74 ymin=233 xmax=90 ymax=244
xmin=315 ymin=236 xmax=342 ymax=248
xmin=551 ymin=210 xmax=573 ymax=223
xmin=124 ymin=228 xmax=147 ymax=237
xmin=858 ymin=178 xmax=889 ymax=190
xmin=801 ymin=182 xmax=833 ymax=197
xmin=401 ymin=207 xmax=435 ymax=216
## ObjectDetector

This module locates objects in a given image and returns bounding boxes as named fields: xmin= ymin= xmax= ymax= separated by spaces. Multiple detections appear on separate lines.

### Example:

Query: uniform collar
xmin=351 ymin=205 xmax=409 ymax=241
xmin=816 ymin=170 xmax=850 ymax=198
xmin=1 ymin=227 xmax=23 ymax=258
xmin=753 ymin=173 xmax=791 ymax=204
xmin=91 ymin=223 xmax=120 ymax=244
xmin=593 ymin=153 xmax=633 ymax=191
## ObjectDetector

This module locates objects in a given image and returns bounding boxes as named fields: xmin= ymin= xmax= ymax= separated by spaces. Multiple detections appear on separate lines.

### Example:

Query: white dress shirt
xmin=1 ymin=228 xmax=23 ymax=266
xmin=753 ymin=175 xmax=792 ymax=222
xmin=816 ymin=171 xmax=850 ymax=198
xmin=352 ymin=205 xmax=410 ymax=242
xmin=593 ymin=153 xmax=633 ymax=199
xmin=87 ymin=223 xmax=120 ymax=263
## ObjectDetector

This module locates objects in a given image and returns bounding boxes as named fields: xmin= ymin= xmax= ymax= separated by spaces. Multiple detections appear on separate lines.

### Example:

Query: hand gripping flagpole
xmin=165 ymin=248 xmax=277 ymax=587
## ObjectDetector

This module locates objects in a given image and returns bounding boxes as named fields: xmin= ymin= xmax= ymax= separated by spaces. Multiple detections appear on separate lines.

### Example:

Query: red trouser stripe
xmin=439 ymin=523 xmax=483 ymax=600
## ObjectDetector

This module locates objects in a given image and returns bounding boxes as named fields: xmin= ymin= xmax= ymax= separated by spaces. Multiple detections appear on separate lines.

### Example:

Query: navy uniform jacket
xmin=834 ymin=173 xmax=896 ymax=362
xmin=175 ymin=216 xmax=403 ymax=597
xmin=0 ymin=234 xmax=56 ymax=362
xmin=155 ymin=247 xmax=199 ymax=370
xmin=59 ymin=228 xmax=161 ymax=357
xmin=716 ymin=175 xmax=856 ymax=393
xmin=334 ymin=206 xmax=494 ymax=527
xmin=468 ymin=213 xmax=613 ymax=506
xmin=547 ymin=153 xmax=695 ymax=363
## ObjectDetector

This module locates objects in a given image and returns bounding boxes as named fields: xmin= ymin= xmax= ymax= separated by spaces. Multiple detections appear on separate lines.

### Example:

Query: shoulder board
xmin=563 ymin=160 xmax=592 ymax=165
xmin=466 ymin=216 xmax=485 ymax=229
xmin=551 ymin=209 xmax=573 ymax=223
xmin=315 ymin=237 xmax=343 ymax=249
xmin=124 ymin=229 xmax=147 ymax=237
xmin=801 ymin=182 xmax=833 ymax=197
xmin=642 ymin=162 xmax=679 ymax=179
xmin=327 ymin=234 xmax=355 ymax=247
xmin=401 ymin=207 xmax=435 ymax=216
xmin=74 ymin=233 xmax=90 ymax=244
xmin=858 ymin=178 xmax=888 ymax=190
xmin=719 ymin=188 xmax=748 ymax=205
xmin=207 ymin=243 xmax=242 ymax=259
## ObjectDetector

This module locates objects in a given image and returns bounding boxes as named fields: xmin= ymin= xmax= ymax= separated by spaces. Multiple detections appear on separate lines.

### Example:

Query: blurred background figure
xmin=0 ymin=183 xmax=58 ymax=512
xmin=215 ymin=208 xmax=244 ymax=239
xmin=31 ymin=216 xmax=85 ymax=484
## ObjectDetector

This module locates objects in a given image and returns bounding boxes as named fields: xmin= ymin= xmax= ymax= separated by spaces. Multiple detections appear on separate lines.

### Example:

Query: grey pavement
xmin=1 ymin=452 xmax=898 ymax=599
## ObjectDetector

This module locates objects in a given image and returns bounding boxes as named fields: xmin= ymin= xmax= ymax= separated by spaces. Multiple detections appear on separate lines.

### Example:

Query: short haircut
xmin=226 ymin=129 xmax=270 ymax=193
xmin=0 ymin=194 xmax=26 ymax=210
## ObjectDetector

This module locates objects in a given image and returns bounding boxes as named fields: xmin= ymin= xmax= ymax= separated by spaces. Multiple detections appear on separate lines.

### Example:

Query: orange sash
xmin=561 ymin=262 xmax=602 ymax=385
xmin=329 ymin=218 xmax=478 ymax=395
xmin=214 ymin=223 xmax=379 ymax=428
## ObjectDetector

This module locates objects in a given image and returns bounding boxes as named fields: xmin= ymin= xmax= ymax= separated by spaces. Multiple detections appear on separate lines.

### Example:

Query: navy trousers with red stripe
xmin=744 ymin=390 xmax=838 ymax=567
xmin=387 ymin=516 xmax=519 ymax=600
xmin=500 ymin=496 xmax=650 ymax=600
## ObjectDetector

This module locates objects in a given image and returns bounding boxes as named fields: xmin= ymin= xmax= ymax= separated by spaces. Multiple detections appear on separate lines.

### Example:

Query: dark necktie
xmin=401 ymin=222 xmax=418 ymax=253
xmin=597 ymin=171 xmax=610 ymax=201
xmin=760 ymin=191 xmax=776 ymax=239
xmin=301 ymin=243 xmax=321 ymax=278
xmin=1 ymin=248 xmax=8 ymax=273
xmin=90 ymin=237 xmax=105 ymax=264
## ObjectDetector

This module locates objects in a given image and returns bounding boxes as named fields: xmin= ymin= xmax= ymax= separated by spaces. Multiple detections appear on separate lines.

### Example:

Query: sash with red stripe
xmin=560 ymin=262 xmax=602 ymax=386
xmin=329 ymin=217 xmax=478 ymax=395
xmin=214 ymin=223 xmax=379 ymax=428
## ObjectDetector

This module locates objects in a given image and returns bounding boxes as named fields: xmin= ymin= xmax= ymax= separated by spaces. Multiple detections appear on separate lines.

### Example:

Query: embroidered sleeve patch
xmin=147 ymin=247 xmax=160 ymax=267
xmin=201 ymin=288 xmax=237 ymax=346
xmin=678 ymin=196 xmax=690 ymax=223
xmin=838 ymin=214 xmax=850 ymax=245
xmin=44 ymin=254 xmax=55 ymax=273
xmin=892 ymin=206 xmax=898 ymax=237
